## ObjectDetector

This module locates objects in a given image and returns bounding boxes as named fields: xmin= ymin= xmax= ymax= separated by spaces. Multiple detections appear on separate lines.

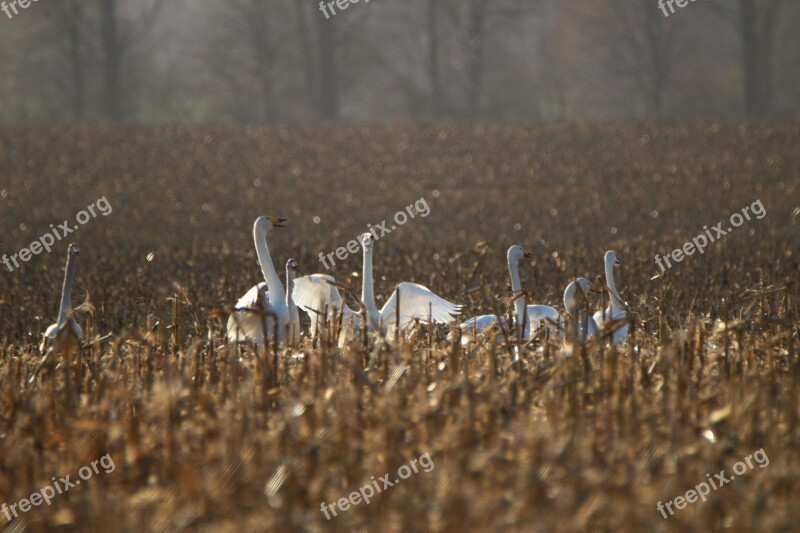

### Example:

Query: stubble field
xmin=1 ymin=120 xmax=799 ymax=531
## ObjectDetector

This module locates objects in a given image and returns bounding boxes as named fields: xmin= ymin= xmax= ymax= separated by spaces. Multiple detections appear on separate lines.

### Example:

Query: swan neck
xmin=362 ymin=246 xmax=378 ymax=315
xmin=508 ymin=257 xmax=525 ymax=326
xmin=57 ymin=251 xmax=77 ymax=324
xmin=563 ymin=283 xmax=576 ymax=317
xmin=285 ymin=267 xmax=295 ymax=311
xmin=605 ymin=259 xmax=624 ymax=311
xmin=254 ymin=226 xmax=284 ymax=302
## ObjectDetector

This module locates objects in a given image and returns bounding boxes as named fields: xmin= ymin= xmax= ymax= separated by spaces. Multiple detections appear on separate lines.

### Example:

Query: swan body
xmin=455 ymin=245 xmax=562 ymax=343
xmin=592 ymin=250 xmax=629 ymax=344
xmin=227 ymin=216 xmax=290 ymax=347
xmin=40 ymin=244 xmax=83 ymax=355
xmin=293 ymin=233 xmax=461 ymax=345
xmin=455 ymin=314 xmax=509 ymax=344
xmin=525 ymin=305 xmax=563 ymax=338
xmin=457 ymin=306 xmax=562 ymax=344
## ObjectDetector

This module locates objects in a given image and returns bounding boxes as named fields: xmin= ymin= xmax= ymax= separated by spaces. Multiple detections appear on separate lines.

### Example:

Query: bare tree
xmin=707 ymin=0 xmax=785 ymax=116
xmin=428 ymin=0 xmax=445 ymax=117
xmin=293 ymin=1 xmax=378 ymax=120
xmin=317 ymin=13 xmax=339 ymax=120
xmin=41 ymin=0 xmax=88 ymax=120
xmin=97 ymin=0 xmax=169 ymax=121
xmin=200 ymin=0 xmax=292 ymax=122
xmin=583 ymin=0 xmax=687 ymax=118
xmin=410 ymin=0 xmax=537 ymax=118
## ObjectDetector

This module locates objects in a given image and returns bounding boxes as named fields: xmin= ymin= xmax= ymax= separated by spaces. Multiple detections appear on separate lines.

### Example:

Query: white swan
xmin=293 ymin=233 xmax=461 ymax=344
xmin=564 ymin=277 xmax=599 ymax=342
xmin=592 ymin=250 xmax=629 ymax=344
xmin=227 ymin=216 xmax=290 ymax=346
xmin=40 ymin=244 xmax=83 ymax=355
xmin=457 ymin=245 xmax=562 ymax=343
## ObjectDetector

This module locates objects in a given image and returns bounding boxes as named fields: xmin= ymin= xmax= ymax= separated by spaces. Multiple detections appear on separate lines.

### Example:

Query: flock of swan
xmin=39 ymin=215 xmax=631 ymax=361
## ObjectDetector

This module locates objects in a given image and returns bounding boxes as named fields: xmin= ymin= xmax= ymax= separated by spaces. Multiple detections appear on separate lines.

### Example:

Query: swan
xmin=592 ymin=250 xmax=629 ymax=344
xmin=227 ymin=216 xmax=290 ymax=347
xmin=293 ymin=233 xmax=461 ymax=344
xmin=286 ymin=258 xmax=301 ymax=346
xmin=563 ymin=277 xmax=600 ymax=342
xmin=456 ymin=277 xmax=600 ymax=345
xmin=506 ymin=246 xmax=563 ymax=339
xmin=456 ymin=245 xmax=562 ymax=343
xmin=40 ymin=244 xmax=83 ymax=355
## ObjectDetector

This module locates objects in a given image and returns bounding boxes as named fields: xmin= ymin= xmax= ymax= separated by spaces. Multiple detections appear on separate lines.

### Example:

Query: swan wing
xmin=292 ymin=274 xmax=356 ymax=337
xmin=292 ymin=274 xmax=344 ymax=313
xmin=459 ymin=314 xmax=505 ymax=331
xmin=227 ymin=282 xmax=277 ymax=345
xmin=379 ymin=282 xmax=461 ymax=330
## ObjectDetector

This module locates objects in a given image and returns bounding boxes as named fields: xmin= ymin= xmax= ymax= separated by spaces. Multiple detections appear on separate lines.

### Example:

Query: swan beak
xmin=523 ymin=250 xmax=534 ymax=259
xmin=269 ymin=216 xmax=287 ymax=227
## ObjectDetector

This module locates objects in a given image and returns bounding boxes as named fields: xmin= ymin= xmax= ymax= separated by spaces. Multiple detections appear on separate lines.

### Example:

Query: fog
xmin=0 ymin=0 xmax=796 ymax=124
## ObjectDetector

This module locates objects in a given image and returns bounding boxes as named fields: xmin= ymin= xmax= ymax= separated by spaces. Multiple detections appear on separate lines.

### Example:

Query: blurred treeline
xmin=0 ymin=0 xmax=797 ymax=124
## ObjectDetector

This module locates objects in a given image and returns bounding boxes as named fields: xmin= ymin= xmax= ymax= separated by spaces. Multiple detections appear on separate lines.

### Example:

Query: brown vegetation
xmin=0 ymin=120 xmax=799 ymax=531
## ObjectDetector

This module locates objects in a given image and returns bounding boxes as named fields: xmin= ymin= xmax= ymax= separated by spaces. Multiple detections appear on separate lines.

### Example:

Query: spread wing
xmin=227 ymin=282 xmax=278 ymax=345
xmin=379 ymin=282 xmax=461 ymax=331
xmin=292 ymin=274 xmax=356 ymax=337
xmin=292 ymin=274 xmax=343 ymax=312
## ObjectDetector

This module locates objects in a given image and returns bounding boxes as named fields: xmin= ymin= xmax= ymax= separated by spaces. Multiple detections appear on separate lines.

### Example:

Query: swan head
xmin=286 ymin=258 xmax=299 ymax=274
xmin=507 ymin=245 xmax=533 ymax=264
xmin=359 ymin=232 xmax=374 ymax=250
xmin=68 ymin=244 xmax=80 ymax=257
xmin=605 ymin=250 xmax=620 ymax=268
xmin=563 ymin=277 xmax=602 ymax=313
xmin=254 ymin=216 xmax=287 ymax=234
xmin=582 ymin=277 xmax=603 ymax=294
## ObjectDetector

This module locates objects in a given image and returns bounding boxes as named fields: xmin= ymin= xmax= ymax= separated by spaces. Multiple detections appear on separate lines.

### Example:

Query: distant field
xmin=1 ymin=121 xmax=799 ymax=531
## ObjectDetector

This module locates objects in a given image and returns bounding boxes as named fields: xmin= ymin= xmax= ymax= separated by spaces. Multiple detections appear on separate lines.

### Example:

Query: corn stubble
xmin=0 ymin=121 xmax=799 ymax=531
